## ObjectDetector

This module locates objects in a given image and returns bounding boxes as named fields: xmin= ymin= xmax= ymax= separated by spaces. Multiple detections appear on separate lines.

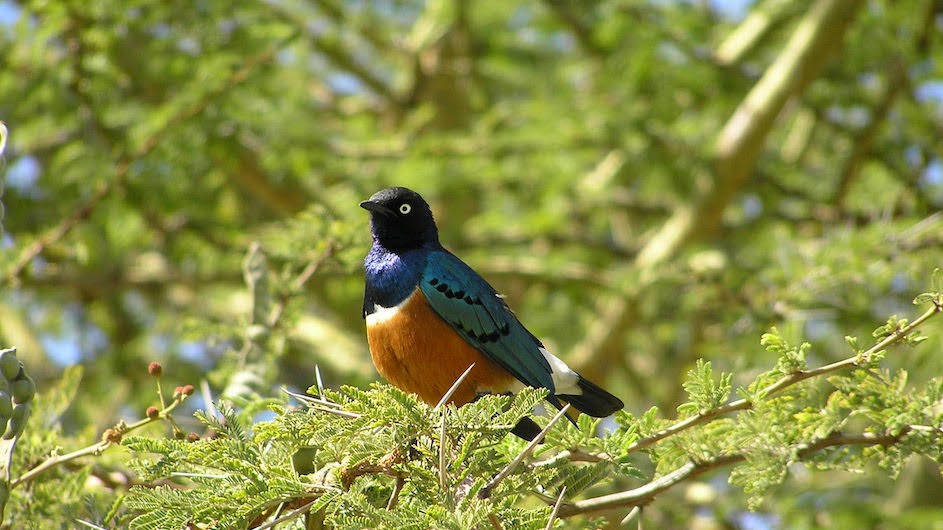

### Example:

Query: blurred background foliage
xmin=1 ymin=0 xmax=942 ymax=527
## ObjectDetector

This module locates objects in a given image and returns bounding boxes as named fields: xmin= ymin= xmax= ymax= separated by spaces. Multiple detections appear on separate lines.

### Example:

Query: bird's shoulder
xmin=420 ymin=248 xmax=556 ymax=391
xmin=420 ymin=249 xmax=508 ymax=307
xmin=420 ymin=249 xmax=523 ymax=336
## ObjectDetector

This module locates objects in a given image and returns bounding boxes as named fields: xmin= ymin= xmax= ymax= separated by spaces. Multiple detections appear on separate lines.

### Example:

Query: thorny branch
xmin=12 ymin=386 xmax=193 ymax=488
xmin=540 ymin=298 xmax=942 ymax=518
xmin=626 ymin=301 xmax=941 ymax=453
xmin=558 ymin=430 xmax=907 ymax=517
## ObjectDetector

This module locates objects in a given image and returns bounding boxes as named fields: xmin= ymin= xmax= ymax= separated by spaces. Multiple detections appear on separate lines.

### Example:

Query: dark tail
xmin=511 ymin=417 xmax=544 ymax=441
xmin=509 ymin=377 xmax=623 ymax=441
xmin=558 ymin=375 xmax=623 ymax=417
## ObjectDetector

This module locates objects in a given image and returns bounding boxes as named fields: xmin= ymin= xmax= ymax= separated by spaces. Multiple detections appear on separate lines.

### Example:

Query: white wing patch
xmin=539 ymin=347 xmax=582 ymax=395
xmin=365 ymin=291 xmax=416 ymax=327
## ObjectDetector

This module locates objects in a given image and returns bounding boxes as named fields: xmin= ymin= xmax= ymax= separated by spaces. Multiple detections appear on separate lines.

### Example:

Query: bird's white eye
xmin=399 ymin=203 xmax=412 ymax=214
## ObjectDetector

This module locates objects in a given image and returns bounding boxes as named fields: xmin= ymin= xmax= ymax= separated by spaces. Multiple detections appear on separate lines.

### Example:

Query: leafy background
xmin=1 ymin=0 xmax=943 ymax=528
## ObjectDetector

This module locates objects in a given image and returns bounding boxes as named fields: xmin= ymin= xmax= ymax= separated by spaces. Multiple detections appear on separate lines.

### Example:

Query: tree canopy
xmin=1 ymin=0 xmax=943 ymax=528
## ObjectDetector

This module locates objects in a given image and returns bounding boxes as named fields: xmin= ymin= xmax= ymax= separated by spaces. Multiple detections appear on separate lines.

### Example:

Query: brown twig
xmin=386 ymin=475 xmax=405 ymax=510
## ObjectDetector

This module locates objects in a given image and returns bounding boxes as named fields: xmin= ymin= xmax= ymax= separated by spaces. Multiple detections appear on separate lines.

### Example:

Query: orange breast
xmin=366 ymin=289 xmax=519 ymax=406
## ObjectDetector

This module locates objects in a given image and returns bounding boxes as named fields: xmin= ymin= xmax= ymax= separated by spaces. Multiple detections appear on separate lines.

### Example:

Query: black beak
xmin=360 ymin=200 xmax=394 ymax=217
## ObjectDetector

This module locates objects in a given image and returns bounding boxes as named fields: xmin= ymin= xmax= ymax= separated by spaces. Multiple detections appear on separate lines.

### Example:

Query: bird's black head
xmin=360 ymin=187 xmax=439 ymax=252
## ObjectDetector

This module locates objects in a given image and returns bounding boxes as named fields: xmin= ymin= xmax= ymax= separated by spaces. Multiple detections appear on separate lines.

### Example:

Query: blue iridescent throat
xmin=363 ymin=244 xmax=429 ymax=313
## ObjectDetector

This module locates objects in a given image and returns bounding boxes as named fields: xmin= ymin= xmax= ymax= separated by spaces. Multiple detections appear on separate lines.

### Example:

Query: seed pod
xmin=0 ymin=391 xmax=12 ymax=420
xmin=11 ymin=377 xmax=35 ymax=404
xmin=3 ymin=403 xmax=30 ymax=440
xmin=0 ymin=350 xmax=19 ymax=381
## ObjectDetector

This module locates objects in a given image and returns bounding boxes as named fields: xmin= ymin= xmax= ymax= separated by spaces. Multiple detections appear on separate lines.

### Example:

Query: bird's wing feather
xmin=420 ymin=250 xmax=555 ymax=392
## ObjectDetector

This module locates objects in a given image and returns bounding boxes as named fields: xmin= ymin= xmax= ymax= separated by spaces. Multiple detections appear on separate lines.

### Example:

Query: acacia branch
xmin=266 ymin=241 xmax=338 ymax=331
xmin=12 ymin=392 xmax=191 ymax=488
xmin=626 ymin=302 xmax=941 ymax=453
xmin=714 ymin=0 xmax=799 ymax=65
xmin=644 ymin=0 xmax=864 ymax=266
xmin=560 ymin=429 xmax=905 ymax=517
xmin=479 ymin=405 xmax=572 ymax=499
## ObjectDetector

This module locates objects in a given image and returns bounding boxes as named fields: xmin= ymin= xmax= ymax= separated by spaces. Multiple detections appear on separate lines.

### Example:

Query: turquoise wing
xmin=420 ymin=250 xmax=555 ymax=392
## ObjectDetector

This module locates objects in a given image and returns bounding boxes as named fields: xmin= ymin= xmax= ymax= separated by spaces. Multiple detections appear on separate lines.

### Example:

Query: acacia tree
xmin=1 ymin=0 xmax=943 ymax=528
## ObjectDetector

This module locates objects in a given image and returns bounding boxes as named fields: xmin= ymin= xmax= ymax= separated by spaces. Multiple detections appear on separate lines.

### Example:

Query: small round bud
xmin=102 ymin=428 xmax=123 ymax=445
xmin=173 ymin=429 xmax=186 ymax=440
xmin=186 ymin=432 xmax=200 ymax=443
xmin=181 ymin=384 xmax=195 ymax=397
xmin=173 ymin=386 xmax=183 ymax=398
xmin=146 ymin=406 xmax=160 ymax=420
xmin=148 ymin=362 xmax=163 ymax=377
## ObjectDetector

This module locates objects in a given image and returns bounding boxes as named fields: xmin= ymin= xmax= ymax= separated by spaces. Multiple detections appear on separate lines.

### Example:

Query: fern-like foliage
xmin=122 ymin=385 xmax=626 ymax=529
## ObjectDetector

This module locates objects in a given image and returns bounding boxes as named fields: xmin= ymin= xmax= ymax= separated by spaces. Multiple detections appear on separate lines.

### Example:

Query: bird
xmin=360 ymin=186 xmax=623 ymax=440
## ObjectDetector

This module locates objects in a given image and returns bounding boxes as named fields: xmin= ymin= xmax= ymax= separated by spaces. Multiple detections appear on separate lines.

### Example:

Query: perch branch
xmin=560 ymin=429 xmax=905 ymax=517
xmin=626 ymin=302 xmax=941 ymax=453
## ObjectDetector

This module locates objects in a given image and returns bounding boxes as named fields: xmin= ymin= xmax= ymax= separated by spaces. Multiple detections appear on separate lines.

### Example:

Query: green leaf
xmin=913 ymin=292 xmax=936 ymax=305
xmin=844 ymin=335 xmax=859 ymax=352
xmin=681 ymin=359 xmax=732 ymax=413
